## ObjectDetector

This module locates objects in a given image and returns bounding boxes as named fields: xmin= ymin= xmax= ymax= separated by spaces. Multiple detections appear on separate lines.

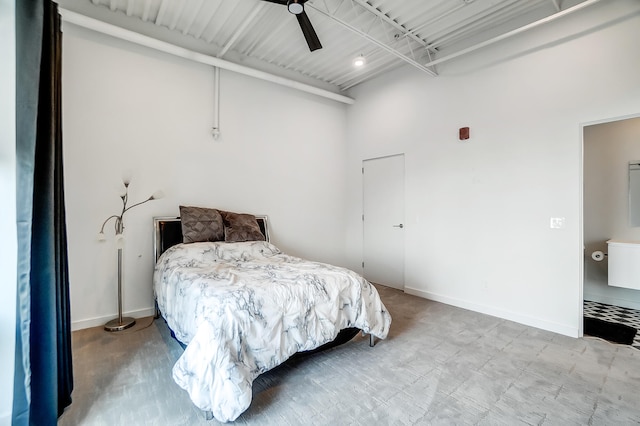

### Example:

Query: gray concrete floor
xmin=58 ymin=286 xmax=640 ymax=425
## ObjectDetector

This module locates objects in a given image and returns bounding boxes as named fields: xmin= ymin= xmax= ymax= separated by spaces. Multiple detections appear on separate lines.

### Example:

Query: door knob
xmin=393 ymin=224 xmax=404 ymax=228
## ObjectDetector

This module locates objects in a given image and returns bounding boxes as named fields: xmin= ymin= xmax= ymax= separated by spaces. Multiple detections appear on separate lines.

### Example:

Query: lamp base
xmin=104 ymin=317 xmax=136 ymax=332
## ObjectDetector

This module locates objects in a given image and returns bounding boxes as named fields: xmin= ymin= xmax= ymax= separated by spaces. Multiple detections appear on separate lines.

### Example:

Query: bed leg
xmin=369 ymin=334 xmax=375 ymax=347
xmin=203 ymin=411 xmax=214 ymax=421
xmin=154 ymin=300 xmax=160 ymax=319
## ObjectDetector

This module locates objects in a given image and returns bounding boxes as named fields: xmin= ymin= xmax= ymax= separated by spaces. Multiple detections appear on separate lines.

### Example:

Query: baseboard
xmin=583 ymin=293 xmax=640 ymax=311
xmin=404 ymin=286 xmax=580 ymax=338
xmin=71 ymin=307 xmax=156 ymax=331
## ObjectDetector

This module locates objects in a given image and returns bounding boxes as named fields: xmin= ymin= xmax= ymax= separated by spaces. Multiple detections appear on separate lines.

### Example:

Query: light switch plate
xmin=550 ymin=217 xmax=566 ymax=229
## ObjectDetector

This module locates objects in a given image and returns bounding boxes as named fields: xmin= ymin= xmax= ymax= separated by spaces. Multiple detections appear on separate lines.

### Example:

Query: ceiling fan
xmin=261 ymin=0 xmax=322 ymax=52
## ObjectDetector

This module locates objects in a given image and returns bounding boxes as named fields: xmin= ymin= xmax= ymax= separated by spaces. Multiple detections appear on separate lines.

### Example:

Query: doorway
xmin=582 ymin=115 xmax=640 ymax=344
xmin=362 ymin=154 xmax=405 ymax=290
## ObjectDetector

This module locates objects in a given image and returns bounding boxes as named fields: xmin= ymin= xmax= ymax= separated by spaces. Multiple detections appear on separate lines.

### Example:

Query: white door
xmin=363 ymin=154 xmax=405 ymax=290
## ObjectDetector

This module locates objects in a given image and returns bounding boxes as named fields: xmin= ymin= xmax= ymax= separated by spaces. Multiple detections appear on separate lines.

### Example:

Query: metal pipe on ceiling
xmin=306 ymin=3 xmax=437 ymax=77
xmin=58 ymin=8 xmax=355 ymax=105
xmin=424 ymin=0 xmax=603 ymax=67
xmin=350 ymin=0 xmax=430 ymax=50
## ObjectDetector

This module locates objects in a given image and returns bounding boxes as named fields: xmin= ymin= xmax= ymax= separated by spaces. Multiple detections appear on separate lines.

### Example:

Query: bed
xmin=152 ymin=210 xmax=392 ymax=422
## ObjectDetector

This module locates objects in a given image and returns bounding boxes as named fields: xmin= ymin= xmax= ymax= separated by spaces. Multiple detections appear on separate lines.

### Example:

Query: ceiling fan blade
xmin=260 ymin=0 xmax=288 ymax=5
xmin=296 ymin=10 xmax=322 ymax=52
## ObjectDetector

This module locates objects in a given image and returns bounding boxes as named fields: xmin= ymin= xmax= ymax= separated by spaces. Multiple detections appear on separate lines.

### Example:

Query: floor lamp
xmin=98 ymin=177 xmax=163 ymax=332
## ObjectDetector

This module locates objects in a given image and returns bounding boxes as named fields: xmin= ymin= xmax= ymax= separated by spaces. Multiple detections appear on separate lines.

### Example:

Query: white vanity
xmin=607 ymin=239 xmax=640 ymax=290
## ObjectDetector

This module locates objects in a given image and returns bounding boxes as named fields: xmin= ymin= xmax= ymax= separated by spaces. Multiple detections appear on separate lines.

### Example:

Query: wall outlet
xmin=550 ymin=217 xmax=566 ymax=229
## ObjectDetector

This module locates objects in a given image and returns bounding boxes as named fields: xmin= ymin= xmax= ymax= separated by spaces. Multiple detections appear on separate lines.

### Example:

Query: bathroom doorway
xmin=582 ymin=114 xmax=640 ymax=348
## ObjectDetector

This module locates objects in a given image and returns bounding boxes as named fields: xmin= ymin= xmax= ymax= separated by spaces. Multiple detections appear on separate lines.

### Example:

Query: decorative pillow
xmin=179 ymin=206 xmax=225 ymax=243
xmin=221 ymin=211 xmax=266 ymax=242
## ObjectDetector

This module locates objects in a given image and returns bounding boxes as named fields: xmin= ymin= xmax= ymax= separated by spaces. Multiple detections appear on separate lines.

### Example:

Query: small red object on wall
xmin=459 ymin=127 xmax=470 ymax=140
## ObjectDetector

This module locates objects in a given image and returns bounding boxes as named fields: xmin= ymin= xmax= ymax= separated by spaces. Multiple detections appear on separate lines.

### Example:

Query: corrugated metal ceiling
xmin=58 ymin=0 xmax=593 ymax=95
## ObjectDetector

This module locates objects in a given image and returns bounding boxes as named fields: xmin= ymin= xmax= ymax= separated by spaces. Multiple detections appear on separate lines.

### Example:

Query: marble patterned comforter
xmin=153 ymin=241 xmax=392 ymax=422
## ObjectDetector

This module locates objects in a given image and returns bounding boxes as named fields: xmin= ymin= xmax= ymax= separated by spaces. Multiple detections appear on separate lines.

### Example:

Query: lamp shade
xmin=151 ymin=189 xmax=165 ymax=200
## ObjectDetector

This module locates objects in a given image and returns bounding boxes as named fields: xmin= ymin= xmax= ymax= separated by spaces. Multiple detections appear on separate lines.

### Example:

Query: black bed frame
xmin=152 ymin=215 xmax=371 ymax=348
xmin=153 ymin=215 xmax=270 ymax=261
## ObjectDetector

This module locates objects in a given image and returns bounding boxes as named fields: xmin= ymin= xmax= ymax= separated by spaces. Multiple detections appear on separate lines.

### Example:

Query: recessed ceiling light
xmin=353 ymin=54 xmax=366 ymax=68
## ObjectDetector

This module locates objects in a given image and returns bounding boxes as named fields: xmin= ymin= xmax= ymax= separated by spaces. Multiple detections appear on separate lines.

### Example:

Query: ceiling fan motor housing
xmin=262 ymin=0 xmax=321 ymax=51
xmin=288 ymin=0 xmax=304 ymax=15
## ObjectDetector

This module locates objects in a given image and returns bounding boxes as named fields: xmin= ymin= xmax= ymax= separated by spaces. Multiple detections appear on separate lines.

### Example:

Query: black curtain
xmin=14 ymin=1 xmax=73 ymax=424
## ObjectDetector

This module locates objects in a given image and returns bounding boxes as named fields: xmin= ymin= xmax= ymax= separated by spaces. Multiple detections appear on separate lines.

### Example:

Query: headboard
xmin=153 ymin=215 xmax=270 ymax=261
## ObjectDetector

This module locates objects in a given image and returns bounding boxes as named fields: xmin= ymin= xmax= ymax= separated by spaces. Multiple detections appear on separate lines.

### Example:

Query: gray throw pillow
xmin=179 ymin=206 xmax=225 ymax=243
xmin=221 ymin=211 xmax=266 ymax=242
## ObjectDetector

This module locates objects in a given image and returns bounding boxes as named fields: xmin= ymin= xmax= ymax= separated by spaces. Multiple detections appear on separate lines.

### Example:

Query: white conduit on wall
xmin=59 ymin=8 xmax=355 ymax=106
xmin=212 ymin=66 xmax=221 ymax=140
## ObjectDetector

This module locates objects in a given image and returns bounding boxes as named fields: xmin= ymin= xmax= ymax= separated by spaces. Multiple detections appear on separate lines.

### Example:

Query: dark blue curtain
xmin=14 ymin=1 xmax=73 ymax=424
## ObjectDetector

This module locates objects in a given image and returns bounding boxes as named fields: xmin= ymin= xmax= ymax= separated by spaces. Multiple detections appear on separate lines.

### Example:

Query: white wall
xmin=345 ymin=0 xmax=640 ymax=337
xmin=62 ymin=24 xmax=348 ymax=330
xmin=0 ymin=0 xmax=16 ymax=422
xmin=584 ymin=117 xmax=640 ymax=309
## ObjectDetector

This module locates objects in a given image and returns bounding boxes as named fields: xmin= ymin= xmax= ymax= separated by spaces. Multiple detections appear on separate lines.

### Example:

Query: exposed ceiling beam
xmin=427 ymin=0 xmax=538 ymax=50
xmin=404 ymin=2 xmax=467 ymax=38
xmin=424 ymin=0 xmax=603 ymax=67
xmin=59 ymin=8 xmax=355 ymax=105
xmin=350 ymin=0 xmax=430 ymax=50
xmin=217 ymin=2 xmax=265 ymax=58
xmin=307 ymin=1 xmax=437 ymax=77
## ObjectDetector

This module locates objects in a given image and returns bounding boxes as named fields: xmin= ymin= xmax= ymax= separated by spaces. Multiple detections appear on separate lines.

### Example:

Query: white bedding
xmin=153 ymin=241 xmax=391 ymax=422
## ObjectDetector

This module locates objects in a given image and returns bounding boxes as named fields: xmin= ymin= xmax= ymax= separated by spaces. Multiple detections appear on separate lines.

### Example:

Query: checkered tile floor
xmin=584 ymin=300 xmax=640 ymax=350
